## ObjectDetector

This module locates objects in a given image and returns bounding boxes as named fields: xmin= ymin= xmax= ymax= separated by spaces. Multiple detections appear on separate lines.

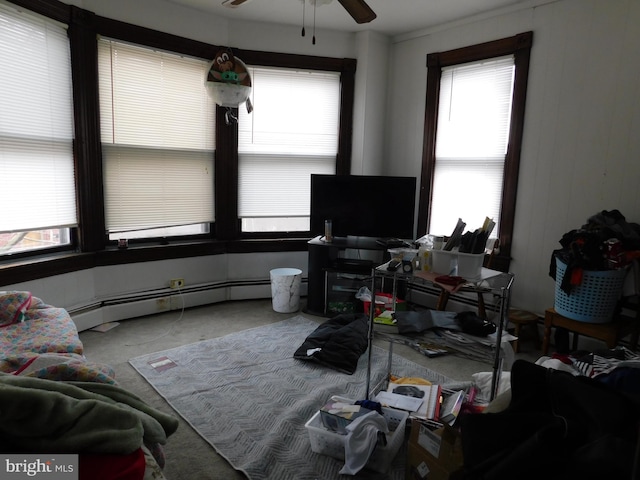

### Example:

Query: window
xmin=419 ymin=32 xmax=533 ymax=265
xmin=98 ymin=38 xmax=216 ymax=241
xmin=430 ymin=56 xmax=514 ymax=237
xmin=238 ymin=66 xmax=340 ymax=233
xmin=0 ymin=2 xmax=76 ymax=256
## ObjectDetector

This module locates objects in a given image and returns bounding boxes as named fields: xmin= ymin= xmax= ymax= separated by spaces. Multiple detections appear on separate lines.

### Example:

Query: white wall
xmin=350 ymin=31 xmax=390 ymax=176
xmin=6 ymin=251 xmax=308 ymax=331
xmin=386 ymin=0 xmax=640 ymax=315
xmin=7 ymin=0 xmax=640 ymax=324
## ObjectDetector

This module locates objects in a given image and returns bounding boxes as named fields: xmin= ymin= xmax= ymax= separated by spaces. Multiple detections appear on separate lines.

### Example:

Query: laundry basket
xmin=554 ymin=258 xmax=627 ymax=323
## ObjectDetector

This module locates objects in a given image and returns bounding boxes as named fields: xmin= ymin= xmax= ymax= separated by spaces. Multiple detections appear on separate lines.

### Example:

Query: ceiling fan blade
xmin=221 ymin=0 xmax=252 ymax=8
xmin=337 ymin=0 xmax=377 ymax=24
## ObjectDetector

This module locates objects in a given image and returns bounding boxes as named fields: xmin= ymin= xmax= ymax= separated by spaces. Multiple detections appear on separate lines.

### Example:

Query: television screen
xmin=310 ymin=174 xmax=417 ymax=240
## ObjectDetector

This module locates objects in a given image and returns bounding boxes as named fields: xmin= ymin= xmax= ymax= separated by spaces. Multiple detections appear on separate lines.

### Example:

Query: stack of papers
xmin=374 ymin=391 xmax=424 ymax=412
xmin=375 ymin=382 xmax=468 ymax=427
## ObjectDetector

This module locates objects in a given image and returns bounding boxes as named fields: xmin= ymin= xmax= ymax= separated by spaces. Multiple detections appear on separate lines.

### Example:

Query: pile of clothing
xmin=549 ymin=209 xmax=640 ymax=294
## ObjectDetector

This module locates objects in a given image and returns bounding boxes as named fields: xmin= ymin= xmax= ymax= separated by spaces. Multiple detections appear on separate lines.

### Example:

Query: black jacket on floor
xmin=293 ymin=313 xmax=369 ymax=375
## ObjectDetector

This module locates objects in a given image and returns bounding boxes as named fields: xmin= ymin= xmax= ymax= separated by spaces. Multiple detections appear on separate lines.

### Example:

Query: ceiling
xmin=164 ymin=0 xmax=536 ymax=38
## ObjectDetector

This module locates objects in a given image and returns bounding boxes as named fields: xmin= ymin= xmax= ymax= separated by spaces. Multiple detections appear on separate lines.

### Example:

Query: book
xmin=428 ymin=384 xmax=442 ymax=420
xmin=439 ymin=390 xmax=465 ymax=425
xmin=385 ymin=382 xmax=442 ymax=420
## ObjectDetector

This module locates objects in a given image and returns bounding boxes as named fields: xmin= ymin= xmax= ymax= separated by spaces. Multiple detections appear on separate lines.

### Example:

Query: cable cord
xmin=124 ymin=287 xmax=186 ymax=346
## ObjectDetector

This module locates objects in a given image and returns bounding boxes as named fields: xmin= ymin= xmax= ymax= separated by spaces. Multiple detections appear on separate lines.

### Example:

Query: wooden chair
xmin=542 ymin=300 xmax=640 ymax=355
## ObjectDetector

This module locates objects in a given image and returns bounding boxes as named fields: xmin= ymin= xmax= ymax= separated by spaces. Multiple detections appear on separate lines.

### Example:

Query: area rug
xmin=129 ymin=315 xmax=452 ymax=480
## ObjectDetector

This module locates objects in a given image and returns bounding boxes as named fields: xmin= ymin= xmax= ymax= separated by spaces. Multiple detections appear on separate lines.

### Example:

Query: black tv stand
xmin=336 ymin=257 xmax=372 ymax=269
xmin=316 ymin=235 xmax=382 ymax=248
xmin=375 ymin=237 xmax=412 ymax=249
xmin=306 ymin=235 xmax=389 ymax=316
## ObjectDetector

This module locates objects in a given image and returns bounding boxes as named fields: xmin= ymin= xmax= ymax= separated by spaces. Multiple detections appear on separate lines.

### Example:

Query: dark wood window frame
xmin=0 ymin=0 xmax=356 ymax=284
xmin=418 ymin=31 xmax=533 ymax=272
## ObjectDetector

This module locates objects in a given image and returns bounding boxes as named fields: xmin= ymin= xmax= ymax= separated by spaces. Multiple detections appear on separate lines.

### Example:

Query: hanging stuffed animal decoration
xmin=206 ymin=47 xmax=253 ymax=123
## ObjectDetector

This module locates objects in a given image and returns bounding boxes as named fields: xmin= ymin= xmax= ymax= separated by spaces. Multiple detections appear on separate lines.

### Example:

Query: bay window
xmin=0 ymin=2 xmax=76 ymax=256
xmin=97 ymin=38 xmax=216 ymax=241
xmin=238 ymin=66 xmax=340 ymax=233
xmin=0 ymin=0 xmax=355 ymax=277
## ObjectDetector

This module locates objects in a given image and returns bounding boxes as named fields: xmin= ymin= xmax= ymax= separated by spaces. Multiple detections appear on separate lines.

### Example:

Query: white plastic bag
xmin=355 ymin=286 xmax=372 ymax=302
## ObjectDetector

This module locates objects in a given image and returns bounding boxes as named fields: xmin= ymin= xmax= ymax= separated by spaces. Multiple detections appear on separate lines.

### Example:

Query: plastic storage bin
xmin=554 ymin=258 xmax=627 ymax=323
xmin=305 ymin=406 xmax=408 ymax=473
xmin=456 ymin=252 xmax=484 ymax=279
xmin=431 ymin=250 xmax=457 ymax=275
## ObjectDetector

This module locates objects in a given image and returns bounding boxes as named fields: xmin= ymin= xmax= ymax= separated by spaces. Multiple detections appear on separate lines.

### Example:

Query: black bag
xmin=455 ymin=311 xmax=496 ymax=337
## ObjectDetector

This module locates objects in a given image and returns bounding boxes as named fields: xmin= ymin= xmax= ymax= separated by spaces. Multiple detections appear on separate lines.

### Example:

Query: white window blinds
xmin=429 ymin=55 xmax=514 ymax=238
xmin=98 ymin=39 xmax=215 ymax=234
xmin=0 ymin=3 xmax=76 ymax=233
xmin=238 ymin=67 xmax=339 ymax=232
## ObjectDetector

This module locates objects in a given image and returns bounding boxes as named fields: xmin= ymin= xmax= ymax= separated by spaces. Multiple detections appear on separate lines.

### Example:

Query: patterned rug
xmin=129 ymin=316 xmax=452 ymax=480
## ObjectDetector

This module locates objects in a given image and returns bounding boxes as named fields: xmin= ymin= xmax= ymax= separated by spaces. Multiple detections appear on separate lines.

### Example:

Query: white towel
xmin=338 ymin=411 xmax=389 ymax=475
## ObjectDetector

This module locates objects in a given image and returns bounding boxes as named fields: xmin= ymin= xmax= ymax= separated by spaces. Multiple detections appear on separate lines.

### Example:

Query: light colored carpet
xmin=129 ymin=315 xmax=454 ymax=480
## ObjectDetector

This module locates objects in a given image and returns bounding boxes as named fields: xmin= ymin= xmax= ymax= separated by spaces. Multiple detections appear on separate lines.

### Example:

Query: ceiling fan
xmin=221 ymin=0 xmax=377 ymax=24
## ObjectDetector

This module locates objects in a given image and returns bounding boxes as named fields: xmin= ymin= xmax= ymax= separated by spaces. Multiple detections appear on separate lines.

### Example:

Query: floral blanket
xmin=0 ymin=291 xmax=116 ymax=384
xmin=0 ymin=291 xmax=172 ymax=477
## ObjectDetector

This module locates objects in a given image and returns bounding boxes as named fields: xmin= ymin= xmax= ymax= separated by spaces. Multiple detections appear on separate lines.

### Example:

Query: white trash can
xmin=270 ymin=268 xmax=302 ymax=313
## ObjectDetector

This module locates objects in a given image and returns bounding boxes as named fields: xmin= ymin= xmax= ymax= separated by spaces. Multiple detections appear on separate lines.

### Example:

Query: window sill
xmin=0 ymin=237 xmax=310 ymax=286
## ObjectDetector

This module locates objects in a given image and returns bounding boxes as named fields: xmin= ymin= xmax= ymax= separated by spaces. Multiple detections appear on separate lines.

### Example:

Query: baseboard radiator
xmin=68 ymin=278 xmax=307 ymax=332
xmin=68 ymin=276 xmax=501 ymax=332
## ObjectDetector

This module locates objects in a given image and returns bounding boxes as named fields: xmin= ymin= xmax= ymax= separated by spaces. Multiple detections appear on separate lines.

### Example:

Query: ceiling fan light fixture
xmin=337 ymin=0 xmax=377 ymax=24
xmin=222 ymin=0 xmax=253 ymax=8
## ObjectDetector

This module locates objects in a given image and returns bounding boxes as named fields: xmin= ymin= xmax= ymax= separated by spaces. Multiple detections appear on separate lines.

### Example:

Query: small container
xmin=324 ymin=220 xmax=333 ymax=243
xmin=418 ymin=244 xmax=432 ymax=271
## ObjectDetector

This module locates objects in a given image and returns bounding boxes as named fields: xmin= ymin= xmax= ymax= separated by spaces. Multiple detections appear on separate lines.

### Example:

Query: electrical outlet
xmin=170 ymin=278 xmax=185 ymax=289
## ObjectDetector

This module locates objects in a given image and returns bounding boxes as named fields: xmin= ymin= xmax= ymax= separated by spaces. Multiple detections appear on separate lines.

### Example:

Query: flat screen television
xmin=310 ymin=174 xmax=417 ymax=240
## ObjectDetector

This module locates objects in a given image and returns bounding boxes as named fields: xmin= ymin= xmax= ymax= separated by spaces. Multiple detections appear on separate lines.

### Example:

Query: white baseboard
xmin=70 ymin=279 xmax=308 ymax=332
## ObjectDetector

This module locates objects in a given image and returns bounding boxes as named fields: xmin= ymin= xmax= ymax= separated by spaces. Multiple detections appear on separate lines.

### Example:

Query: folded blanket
xmin=0 ymin=374 xmax=179 ymax=455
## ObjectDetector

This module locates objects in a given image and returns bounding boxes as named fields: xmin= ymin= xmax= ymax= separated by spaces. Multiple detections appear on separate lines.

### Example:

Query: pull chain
xmin=312 ymin=0 xmax=316 ymax=44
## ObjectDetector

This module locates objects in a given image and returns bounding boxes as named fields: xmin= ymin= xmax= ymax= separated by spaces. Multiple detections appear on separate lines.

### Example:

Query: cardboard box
xmin=406 ymin=419 xmax=463 ymax=479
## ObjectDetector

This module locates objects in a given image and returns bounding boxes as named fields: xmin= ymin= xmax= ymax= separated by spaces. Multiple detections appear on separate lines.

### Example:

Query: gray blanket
xmin=0 ymin=374 xmax=179 ymax=454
